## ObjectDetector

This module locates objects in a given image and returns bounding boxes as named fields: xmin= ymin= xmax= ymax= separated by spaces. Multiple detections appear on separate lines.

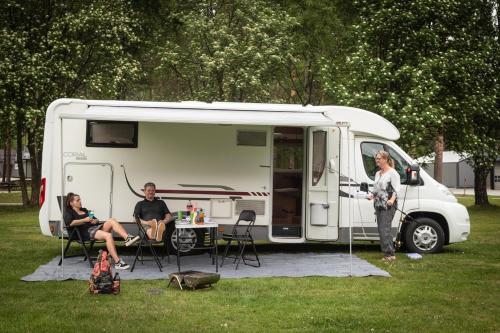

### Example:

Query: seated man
xmin=133 ymin=182 xmax=173 ymax=242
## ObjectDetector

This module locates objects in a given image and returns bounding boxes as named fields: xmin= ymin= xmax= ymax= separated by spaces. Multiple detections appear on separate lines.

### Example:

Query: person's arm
xmin=70 ymin=217 xmax=92 ymax=226
xmin=387 ymin=169 xmax=401 ymax=206
xmin=161 ymin=213 xmax=174 ymax=223
xmin=159 ymin=201 xmax=173 ymax=223
xmin=64 ymin=210 xmax=92 ymax=227
xmin=367 ymin=171 xmax=380 ymax=200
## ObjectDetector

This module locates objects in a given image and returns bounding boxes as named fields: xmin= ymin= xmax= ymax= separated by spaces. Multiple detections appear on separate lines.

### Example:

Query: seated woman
xmin=64 ymin=192 xmax=140 ymax=270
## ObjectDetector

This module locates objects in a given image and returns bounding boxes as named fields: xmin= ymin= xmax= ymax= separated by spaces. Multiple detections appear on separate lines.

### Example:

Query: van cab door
xmin=354 ymin=139 xmax=416 ymax=239
xmin=306 ymin=127 xmax=340 ymax=240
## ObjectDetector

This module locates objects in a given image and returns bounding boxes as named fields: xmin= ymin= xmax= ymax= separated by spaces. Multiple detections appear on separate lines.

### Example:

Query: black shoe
xmin=114 ymin=260 xmax=130 ymax=270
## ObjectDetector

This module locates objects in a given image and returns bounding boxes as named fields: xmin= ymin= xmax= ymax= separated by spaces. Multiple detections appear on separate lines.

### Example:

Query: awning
xmin=58 ymin=106 xmax=337 ymax=127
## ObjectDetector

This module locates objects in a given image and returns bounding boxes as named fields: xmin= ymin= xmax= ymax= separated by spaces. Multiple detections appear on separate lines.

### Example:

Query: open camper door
xmin=306 ymin=127 xmax=340 ymax=240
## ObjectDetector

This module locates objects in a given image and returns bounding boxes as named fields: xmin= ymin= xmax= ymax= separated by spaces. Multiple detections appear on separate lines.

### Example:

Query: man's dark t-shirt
xmin=134 ymin=198 xmax=170 ymax=221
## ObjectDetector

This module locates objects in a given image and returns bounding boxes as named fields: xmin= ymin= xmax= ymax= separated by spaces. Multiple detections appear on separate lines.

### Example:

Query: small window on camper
xmin=86 ymin=121 xmax=138 ymax=148
xmin=237 ymin=131 xmax=267 ymax=146
xmin=311 ymin=130 xmax=327 ymax=186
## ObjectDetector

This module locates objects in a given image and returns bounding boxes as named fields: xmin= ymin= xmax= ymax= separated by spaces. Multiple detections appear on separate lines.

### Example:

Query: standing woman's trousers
xmin=375 ymin=206 xmax=396 ymax=256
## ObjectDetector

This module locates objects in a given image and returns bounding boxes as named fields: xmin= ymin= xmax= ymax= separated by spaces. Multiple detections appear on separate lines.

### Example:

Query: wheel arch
xmin=404 ymin=211 xmax=449 ymax=245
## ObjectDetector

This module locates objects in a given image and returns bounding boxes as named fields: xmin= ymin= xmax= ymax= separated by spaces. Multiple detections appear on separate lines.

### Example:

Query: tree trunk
xmin=16 ymin=117 xmax=30 ymax=206
xmin=2 ymin=141 xmax=6 ymax=183
xmin=474 ymin=166 xmax=490 ymax=206
xmin=28 ymin=129 xmax=41 ymax=206
xmin=433 ymin=134 xmax=444 ymax=184
xmin=6 ymin=139 xmax=11 ymax=182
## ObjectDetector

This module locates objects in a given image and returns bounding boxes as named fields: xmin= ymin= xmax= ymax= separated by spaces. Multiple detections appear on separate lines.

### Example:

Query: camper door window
xmin=361 ymin=142 xmax=410 ymax=184
xmin=86 ymin=121 xmax=138 ymax=148
xmin=311 ymin=131 xmax=327 ymax=186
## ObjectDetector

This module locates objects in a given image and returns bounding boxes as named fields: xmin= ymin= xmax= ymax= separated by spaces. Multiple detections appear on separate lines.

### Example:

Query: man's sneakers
xmin=125 ymin=234 xmax=140 ymax=247
xmin=114 ymin=258 xmax=130 ymax=270
xmin=156 ymin=222 xmax=166 ymax=242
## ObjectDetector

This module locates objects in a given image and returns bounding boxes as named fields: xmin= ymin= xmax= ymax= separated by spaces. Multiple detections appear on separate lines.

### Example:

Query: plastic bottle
xmin=192 ymin=210 xmax=198 ymax=224
xmin=199 ymin=209 xmax=205 ymax=223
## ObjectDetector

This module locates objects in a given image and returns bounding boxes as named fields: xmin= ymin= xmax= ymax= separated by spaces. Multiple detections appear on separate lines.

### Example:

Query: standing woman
xmin=368 ymin=151 xmax=401 ymax=262
xmin=64 ymin=192 xmax=140 ymax=270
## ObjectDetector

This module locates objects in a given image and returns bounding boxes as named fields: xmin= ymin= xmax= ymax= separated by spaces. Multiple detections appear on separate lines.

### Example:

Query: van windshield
xmin=361 ymin=142 xmax=410 ymax=184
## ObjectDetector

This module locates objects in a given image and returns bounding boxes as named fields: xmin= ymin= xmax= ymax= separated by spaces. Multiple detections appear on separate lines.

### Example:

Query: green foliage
xmin=156 ymin=0 xmax=298 ymax=102
xmin=322 ymin=0 xmax=499 ymax=161
xmin=0 ymin=0 xmax=142 ymax=204
xmin=277 ymin=0 xmax=356 ymax=105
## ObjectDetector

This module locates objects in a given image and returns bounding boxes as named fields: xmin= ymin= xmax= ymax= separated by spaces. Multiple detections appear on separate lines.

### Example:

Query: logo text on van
xmin=63 ymin=152 xmax=87 ymax=160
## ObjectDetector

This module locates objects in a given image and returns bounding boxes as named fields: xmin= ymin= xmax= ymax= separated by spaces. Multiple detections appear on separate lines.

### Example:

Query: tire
xmin=164 ymin=223 xmax=204 ymax=255
xmin=404 ymin=217 xmax=445 ymax=254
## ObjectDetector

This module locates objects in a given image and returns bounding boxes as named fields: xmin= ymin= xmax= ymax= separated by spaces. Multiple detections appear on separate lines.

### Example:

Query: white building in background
xmin=417 ymin=151 xmax=500 ymax=190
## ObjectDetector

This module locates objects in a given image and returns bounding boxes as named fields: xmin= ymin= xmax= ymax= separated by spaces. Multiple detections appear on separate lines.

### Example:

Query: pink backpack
xmin=88 ymin=250 xmax=120 ymax=294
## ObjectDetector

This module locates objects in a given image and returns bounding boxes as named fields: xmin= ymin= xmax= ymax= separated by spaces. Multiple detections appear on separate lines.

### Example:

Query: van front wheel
xmin=404 ymin=217 xmax=444 ymax=254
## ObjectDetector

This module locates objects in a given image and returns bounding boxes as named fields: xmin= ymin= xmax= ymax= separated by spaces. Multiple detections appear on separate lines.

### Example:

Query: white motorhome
xmin=39 ymin=99 xmax=470 ymax=253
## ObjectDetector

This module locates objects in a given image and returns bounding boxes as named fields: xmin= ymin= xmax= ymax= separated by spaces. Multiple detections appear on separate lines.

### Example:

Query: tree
xmin=0 ymin=0 xmax=141 ymax=205
xmin=156 ymin=0 xmax=298 ymax=102
xmin=276 ymin=0 xmax=356 ymax=105
xmin=322 ymin=0 xmax=499 ymax=204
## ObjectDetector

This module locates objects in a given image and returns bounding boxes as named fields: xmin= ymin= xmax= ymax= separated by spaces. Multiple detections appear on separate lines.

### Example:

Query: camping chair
xmin=58 ymin=225 xmax=98 ymax=268
xmin=56 ymin=196 xmax=103 ymax=268
xmin=130 ymin=218 xmax=170 ymax=272
xmin=220 ymin=210 xmax=260 ymax=270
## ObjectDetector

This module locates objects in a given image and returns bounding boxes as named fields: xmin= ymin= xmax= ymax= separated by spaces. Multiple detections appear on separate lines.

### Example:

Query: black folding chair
xmin=220 ymin=210 xmax=260 ymax=270
xmin=131 ymin=218 xmax=170 ymax=272
xmin=58 ymin=226 xmax=97 ymax=268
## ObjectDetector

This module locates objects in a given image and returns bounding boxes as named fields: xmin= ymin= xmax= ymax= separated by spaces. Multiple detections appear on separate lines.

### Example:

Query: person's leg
xmin=156 ymin=222 xmax=166 ymax=242
xmin=142 ymin=220 xmax=157 ymax=239
xmin=94 ymin=230 xmax=120 ymax=263
xmin=376 ymin=208 xmax=396 ymax=258
xmin=102 ymin=218 xmax=128 ymax=239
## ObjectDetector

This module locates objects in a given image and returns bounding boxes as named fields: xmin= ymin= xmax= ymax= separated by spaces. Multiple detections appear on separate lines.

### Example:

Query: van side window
xmin=387 ymin=146 xmax=410 ymax=184
xmin=361 ymin=142 xmax=410 ymax=184
xmin=86 ymin=121 xmax=138 ymax=148
xmin=361 ymin=142 xmax=384 ymax=180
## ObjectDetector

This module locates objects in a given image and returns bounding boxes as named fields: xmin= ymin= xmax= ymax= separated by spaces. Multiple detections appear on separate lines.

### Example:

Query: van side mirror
xmin=406 ymin=164 xmax=420 ymax=185
xmin=360 ymin=182 xmax=369 ymax=192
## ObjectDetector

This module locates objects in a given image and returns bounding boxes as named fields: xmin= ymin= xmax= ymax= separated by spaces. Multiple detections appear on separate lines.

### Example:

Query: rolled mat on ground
xmin=21 ymin=252 xmax=390 ymax=281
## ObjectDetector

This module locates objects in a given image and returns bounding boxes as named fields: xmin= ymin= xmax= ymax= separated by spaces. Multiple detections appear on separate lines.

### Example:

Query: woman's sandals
xmin=382 ymin=256 xmax=396 ymax=262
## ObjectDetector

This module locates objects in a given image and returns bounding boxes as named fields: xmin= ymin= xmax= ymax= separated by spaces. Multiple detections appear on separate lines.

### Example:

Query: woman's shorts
xmin=88 ymin=224 xmax=103 ymax=239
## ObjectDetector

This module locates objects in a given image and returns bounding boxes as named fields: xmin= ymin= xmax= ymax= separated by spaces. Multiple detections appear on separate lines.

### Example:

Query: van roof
xmin=46 ymin=99 xmax=400 ymax=140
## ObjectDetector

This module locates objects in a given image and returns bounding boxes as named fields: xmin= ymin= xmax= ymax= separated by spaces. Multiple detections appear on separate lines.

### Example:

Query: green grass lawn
xmin=0 ymin=198 xmax=499 ymax=332
xmin=0 ymin=190 xmax=31 ymax=204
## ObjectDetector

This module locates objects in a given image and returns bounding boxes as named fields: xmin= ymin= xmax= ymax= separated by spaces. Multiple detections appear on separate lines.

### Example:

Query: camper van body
xmin=39 ymin=99 xmax=470 ymax=253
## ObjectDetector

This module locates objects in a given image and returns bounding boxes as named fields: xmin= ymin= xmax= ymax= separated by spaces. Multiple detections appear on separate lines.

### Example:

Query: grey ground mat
xmin=21 ymin=252 xmax=390 ymax=281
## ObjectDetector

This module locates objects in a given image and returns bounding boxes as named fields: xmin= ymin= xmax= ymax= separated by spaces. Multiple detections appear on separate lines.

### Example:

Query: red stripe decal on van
xmin=155 ymin=189 xmax=252 ymax=196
